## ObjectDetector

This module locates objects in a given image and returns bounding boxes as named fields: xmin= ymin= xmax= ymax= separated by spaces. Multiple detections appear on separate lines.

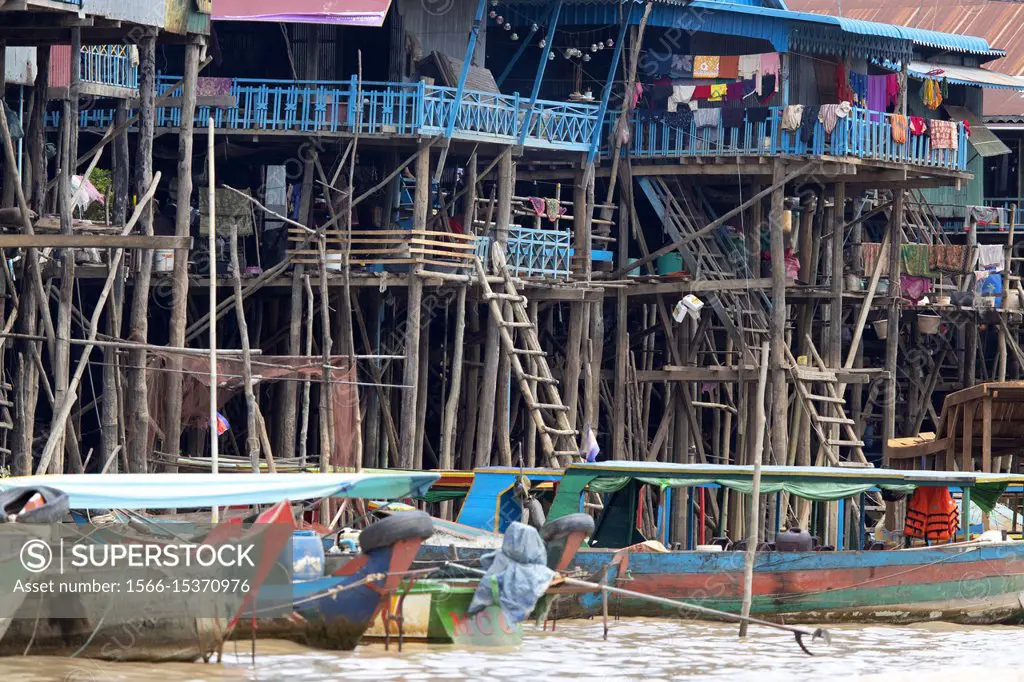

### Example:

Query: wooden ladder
xmin=475 ymin=247 xmax=580 ymax=468
xmin=637 ymin=177 xmax=772 ymax=360
xmin=785 ymin=338 xmax=867 ymax=465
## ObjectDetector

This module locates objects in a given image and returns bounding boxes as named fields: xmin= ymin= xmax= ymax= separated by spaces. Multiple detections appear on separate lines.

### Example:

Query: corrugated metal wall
xmin=396 ymin=0 xmax=485 ymax=74
xmin=49 ymin=45 xmax=72 ymax=89
xmin=82 ymin=0 xmax=166 ymax=28
xmin=292 ymin=24 xmax=340 ymax=80
xmin=3 ymin=47 xmax=37 ymax=86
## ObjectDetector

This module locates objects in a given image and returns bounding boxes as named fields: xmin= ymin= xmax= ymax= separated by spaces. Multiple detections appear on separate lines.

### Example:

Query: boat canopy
xmin=548 ymin=461 xmax=1024 ymax=520
xmin=0 ymin=472 xmax=439 ymax=510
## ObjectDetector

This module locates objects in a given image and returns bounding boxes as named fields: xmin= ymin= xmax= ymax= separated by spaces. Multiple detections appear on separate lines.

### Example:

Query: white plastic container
xmin=153 ymin=249 xmax=174 ymax=273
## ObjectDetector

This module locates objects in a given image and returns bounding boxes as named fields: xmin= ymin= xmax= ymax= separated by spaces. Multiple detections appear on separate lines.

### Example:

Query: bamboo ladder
xmin=474 ymin=246 xmax=581 ymax=468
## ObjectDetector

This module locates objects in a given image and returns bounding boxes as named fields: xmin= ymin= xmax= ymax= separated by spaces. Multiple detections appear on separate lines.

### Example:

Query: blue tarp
xmin=468 ymin=522 xmax=554 ymax=625
xmin=0 ymin=472 xmax=440 ymax=509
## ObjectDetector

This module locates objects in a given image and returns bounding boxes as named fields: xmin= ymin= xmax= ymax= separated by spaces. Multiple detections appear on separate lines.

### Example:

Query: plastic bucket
xmin=626 ymin=257 xmax=640 ymax=277
xmin=917 ymin=314 xmax=941 ymax=335
xmin=656 ymin=252 xmax=683 ymax=275
xmin=153 ymin=249 xmax=174 ymax=273
xmin=873 ymin=319 xmax=888 ymax=339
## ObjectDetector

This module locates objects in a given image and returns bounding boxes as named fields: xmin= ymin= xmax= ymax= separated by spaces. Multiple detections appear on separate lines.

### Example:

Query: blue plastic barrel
xmin=292 ymin=530 xmax=325 ymax=581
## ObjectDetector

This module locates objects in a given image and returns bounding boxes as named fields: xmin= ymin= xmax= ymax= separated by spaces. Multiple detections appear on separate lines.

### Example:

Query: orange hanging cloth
xmin=890 ymin=114 xmax=908 ymax=144
xmin=904 ymin=486 xmax=960 ymax=541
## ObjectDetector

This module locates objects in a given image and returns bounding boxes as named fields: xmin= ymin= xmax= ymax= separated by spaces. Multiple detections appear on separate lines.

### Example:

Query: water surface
xmin=7 ymin=620 xmax=1023 ymax=681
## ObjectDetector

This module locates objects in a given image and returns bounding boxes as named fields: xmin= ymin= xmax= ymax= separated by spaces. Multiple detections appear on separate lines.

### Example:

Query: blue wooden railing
xmin=59 ymin=76 xmax=968 ymax=170
xmin=506 ymin=226 xmax=571 ymax=279
xmin=612 ymin=106 xmax=967 ymax=171
xmin=63 ymin=75 xmax=597 ymax=151
xmin=79 ymin=45 xmax=139 ymax=91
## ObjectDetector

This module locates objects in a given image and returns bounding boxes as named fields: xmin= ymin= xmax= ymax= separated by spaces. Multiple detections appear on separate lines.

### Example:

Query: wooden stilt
xmin=769 ymin=160 xmax=788 ymax=464
xmin=126 ymin=29 xmax=157 ymax=474
xmin=163 ymin=35 xmax=203 ymax=473
xmin=399 ymin=143 xmax=429 ymax=469
xmin=100 ymin=100 xmax=130 ymax=471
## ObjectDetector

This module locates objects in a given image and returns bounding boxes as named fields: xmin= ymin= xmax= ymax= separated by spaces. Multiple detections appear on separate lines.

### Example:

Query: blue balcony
xmin=59 ymin=75 xmax=969 ymax=171
xmin=65 ymin=76 xmax=599 ymax=152
xmin=79 ymin=45 xmax=139 ymax=92
xmin=613 ymin=106 xmax=968 ymax=171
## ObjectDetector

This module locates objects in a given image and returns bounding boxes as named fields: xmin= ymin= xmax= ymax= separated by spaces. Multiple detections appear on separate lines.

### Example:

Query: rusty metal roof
xmin=786 ymin=0 xmax=1024 ymax=114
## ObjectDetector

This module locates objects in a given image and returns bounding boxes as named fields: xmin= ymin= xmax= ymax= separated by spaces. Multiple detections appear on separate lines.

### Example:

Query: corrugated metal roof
xmin=907 ymin=61 xmax=1024 ymax=91
xmin=667 ymin=0 xmax=1002 ymax=56
xmin=785 ymin=0 xmax=1024 ymax=114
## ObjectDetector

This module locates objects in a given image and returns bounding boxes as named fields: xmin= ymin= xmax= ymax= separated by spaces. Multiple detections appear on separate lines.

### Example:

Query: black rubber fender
xmin=359 ymin=511 xmax=434 ymax=553
xmin=0 ymin=486 xmax=70 ymax=524
xmin=524 ymin=498 xmax=546 ymax=531
xmin=541 ymin=513 xmax=595 ymax=543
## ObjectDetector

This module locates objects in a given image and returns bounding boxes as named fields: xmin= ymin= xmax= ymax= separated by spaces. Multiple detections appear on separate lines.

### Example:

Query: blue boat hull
xmin=234 ymin=537 xmax=425 ymax=650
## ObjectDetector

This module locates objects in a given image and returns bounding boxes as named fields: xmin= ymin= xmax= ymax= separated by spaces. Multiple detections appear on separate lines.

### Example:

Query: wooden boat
xmin=359 ymin=468 xmax=595 ymax=645
xmin=544 ymin=461 xmax=1024 ymax=625
xmin=0 ymin=499 xmax=295 ymax=661
xmin=231 ymin=510 xmax=437 ymax=650
xmin=0 ymin=471 xmax=440 ymax=660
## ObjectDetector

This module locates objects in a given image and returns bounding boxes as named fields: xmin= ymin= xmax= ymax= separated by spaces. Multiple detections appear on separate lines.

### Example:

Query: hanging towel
xmin=738 ymin=54 xmax=760 ymax=79
xmin=929 ymin=119 xmax=958 ymax=150
xmin=867 ymin=75 xmax=888 ymax=112
xmin=800 ymin=104 xmax=820 ymax=143
xmin=977 ymin=244 xmax=1005 ymax=271
xmin=746 ymin=106 xmax=771 ymax=124
xmin=759 ymin=74 xmax=777 ymax=102
xmin=666 ymin=85 xmax=695 ymax=113
xmin=668 ymin=108 xmax=693 ymax=131
xmin=692 ymin=84 xmax=712 ymax=100
xmin=860 ymin=242 xmax=888 ymax=276
xmin=909 ymin=116 xmax=928 ymax=136
xmin=642 ymin=50 xmax=673 ymax=77
xmin=725 ymin=81 xmax=745 ymax=102
xmin=781 ymin=104 xmax=803 ymax=132
xmin=929 ymin=244 xmax=971 ymax=274
xmin=890 ymin=114 xmax=908 ymax=144
xmin=709 ymin=84 xmax=728 ymax=101
xmin=836 ymin=62 xmax=851 ymax=102
xmin=886 ymin=74 xmax=900 ymax=110
xmin=901 ymin=244 xmax=933 ymax=277
xmin=693 ymin=55 xmax=720 ymax=79
xmin=632 ymin=82 xmax=643 ymax=108
xmin=693 ymin=108 xmax=721 ymax=129
xmin=849 ymin=72 xmax=868 ymax=107
xmin=741 ymin=78 xmax=758 ymax=98
xmin=544 ymin=198 xmax=564 ymax=221
xmin=649 ymin=84 xmax=672 ymax=109
xmin=760 ymin=52 xmax=781 ymax=75
xmin=900 ymin=275 xmax=933 ymax=305
xmin=818 ymin=102 xmax=851 ymax=134
xmin=718 ymin=55 xmax=740 ymax=79
xmin=922 ymin=79 xmax=943 ymax=109
xmin=670 ymin=55 xmax=693 ymax=78
xmin=722 ymin=105 xmax=745 ymax=129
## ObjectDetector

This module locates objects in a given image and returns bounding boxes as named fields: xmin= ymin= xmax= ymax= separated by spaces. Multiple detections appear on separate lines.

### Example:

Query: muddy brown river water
xmin=4 ymin=620 xmax=1023 ymax=681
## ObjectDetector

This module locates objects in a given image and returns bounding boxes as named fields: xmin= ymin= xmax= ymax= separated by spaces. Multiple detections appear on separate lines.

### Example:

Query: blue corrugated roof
xmin=505 ymin=0 xmax=1004 ymax=58
xmin=688 ymin=1 xmax=1004 ymax=57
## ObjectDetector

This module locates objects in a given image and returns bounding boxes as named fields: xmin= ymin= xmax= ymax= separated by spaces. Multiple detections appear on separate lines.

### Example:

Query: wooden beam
xmin=0 ymin=233 xmax=190 ymax=249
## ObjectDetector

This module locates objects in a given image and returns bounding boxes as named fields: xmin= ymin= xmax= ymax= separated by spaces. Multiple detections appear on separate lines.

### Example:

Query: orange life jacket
xmin=904 ymin=486 xmax=960 ymax=542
